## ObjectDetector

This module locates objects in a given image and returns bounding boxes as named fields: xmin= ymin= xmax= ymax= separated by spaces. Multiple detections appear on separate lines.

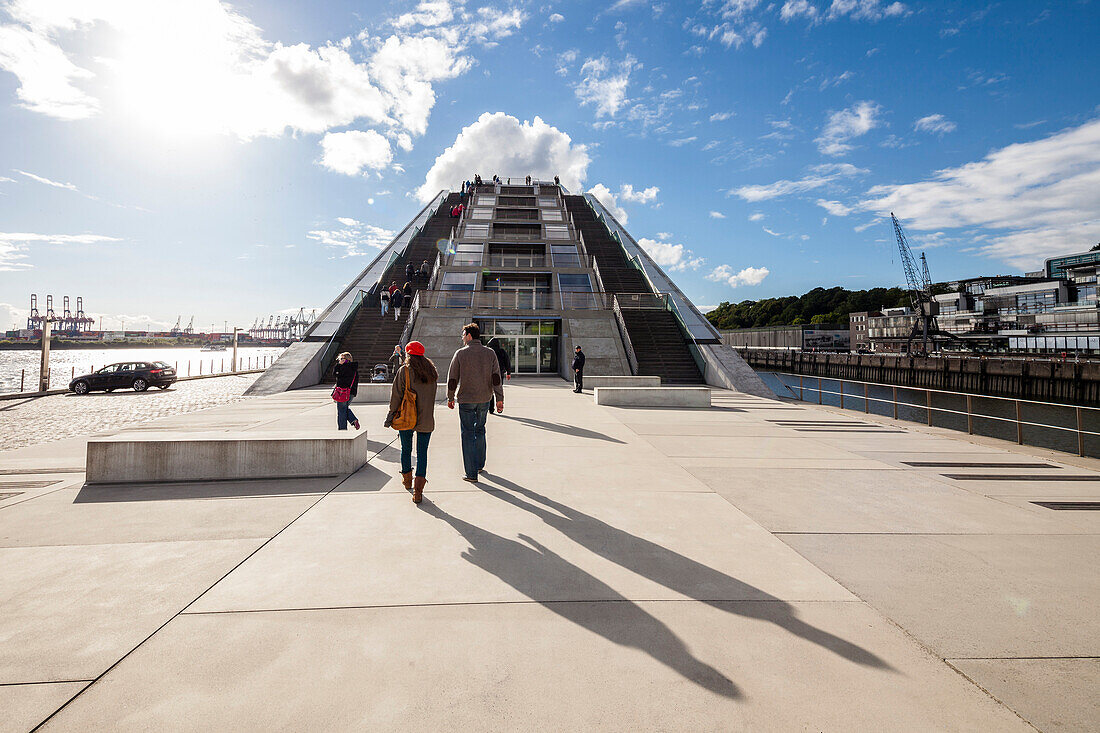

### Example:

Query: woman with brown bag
xmin=384 ymin=341 xmax=438 ymax=503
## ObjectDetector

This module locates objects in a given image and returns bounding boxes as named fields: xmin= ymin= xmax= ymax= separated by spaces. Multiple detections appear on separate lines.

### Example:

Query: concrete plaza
xmin=1 ymin=380 xmax=1096 ymax=731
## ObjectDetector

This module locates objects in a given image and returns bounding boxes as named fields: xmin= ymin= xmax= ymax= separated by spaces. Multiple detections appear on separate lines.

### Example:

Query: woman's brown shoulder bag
xmin=390 ymin=366 xmax=418 ymax=431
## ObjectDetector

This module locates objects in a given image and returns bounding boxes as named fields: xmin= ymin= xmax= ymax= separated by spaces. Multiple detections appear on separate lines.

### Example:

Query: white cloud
xmin=619 ymin=184 xmax=659 ymax=203
xmin=781 ymin=1 xmax=820 ymax=22
xmin=860 ymin=118 xmax=1100 ymax=268
xmin=417 ymin=113 xmax=590 ymax=202
xmin=827 ymin=0 xmax=907 ymax=21
xmin=368 ymin=34 xmax=472 ymax=136
xmin=587 ymin=183 xmax=629 ymax=225
xmin=307 ymin=218 xmax=395 ymax=257
xmin=0 ymin=0 xmax=507 ymax=166
xmin=709 ymin=111 xmax=735 ymax=121
xmin=637 ymin=237 xmax=704 ymax=272
xmin=575 ymin=55 xmax=638 ymax=118
xmin=321 ymin=130 xmax=394 ymax=175
xmin=393 ymin=1 xmax=455 ymax=29
xmin=707 ymin=264 xmax=770 ymax=287
xmin=0 ymin=302 xmax=30 ymax=330
xmin=816 ymin=101 xmax=881 ymax=155
xmin=709 ymin=211 xmax=726 ymax=218
xmin=913 ymin=113 xmax=957 ymax=135
xmin=731 ymin=162 xmax=868 ymax=201
xmin=816 ymin=199 xmax=852 ymax=216
xmin=0 ymin=231 xmax=122 ymax=271
xmin=669 ymin=136 xmax=697 ymax=146
xmin=749 ymin=212 xmax=765 ymax=221
xmin=549 ymin=13 xmax=565 ymax=23
xmin=762 ymin=227 xmax=781 ymax=237
xmin=14 ymin=169 xmax=77 ymax=190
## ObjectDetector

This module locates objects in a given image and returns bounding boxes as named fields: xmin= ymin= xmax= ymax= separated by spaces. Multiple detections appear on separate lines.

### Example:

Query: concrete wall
xmin=699 ymin=343 xmax=775 ymax=398
xmin=563 ymin=313 xmax=630 ymax=378
xmin=245 ymin=341 xmax=326 ymax=396
xmin=411 ymin=313 xmax=472 ymax=377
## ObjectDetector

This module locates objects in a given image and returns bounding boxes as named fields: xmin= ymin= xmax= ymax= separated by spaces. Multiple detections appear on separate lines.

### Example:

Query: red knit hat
xmin=405 ymin=341 xmax=425 ymax=356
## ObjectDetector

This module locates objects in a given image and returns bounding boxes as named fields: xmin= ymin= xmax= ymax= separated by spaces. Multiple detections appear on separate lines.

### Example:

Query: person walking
xmin=447 ymin=323 xmax=504 ymax=482
xmin=391 ymin=286 xmax=404 ymax=321
xmin=486 ymin=337 xmax=512 ymax=414
xmin=390 ymin=343 xmax=404 ymax=376
xmin=380 ymin=287 xmax=390 ymax=317
xmin=403 ymin=280 xmax=414 ymax=305
xmin=572 ymin=344 xmax=585 ymax=393
xmin=405 ymin=262 xmax=415 ymax=283
xmin=384 ymin=341 xmax=438 ymax=504
xmin=419 ymin=259 xmax=430 ymax=284
xmin=332 ymin=352 xmax=360 ymax=430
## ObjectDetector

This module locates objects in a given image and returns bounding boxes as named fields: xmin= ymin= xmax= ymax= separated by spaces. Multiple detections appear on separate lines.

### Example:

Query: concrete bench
xmin=583 ymin=376 xmax=661 ymax=388
xmin=86 ymin=429 xmax=369 ymax=484
xmin=594 ymin=387 xmax=711 ymax=408
xmin=351 ymin=383 xmax=448 ymax=403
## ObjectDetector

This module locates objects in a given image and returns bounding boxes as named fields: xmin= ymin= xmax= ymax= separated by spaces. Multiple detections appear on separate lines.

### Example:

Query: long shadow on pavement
xmin=421 ymin=500 xmax=740 ymax=698
xmin=479 ymin=473 xmax=892 ymax=672
xmin=495 ymin=415 xmax=626 ymax=444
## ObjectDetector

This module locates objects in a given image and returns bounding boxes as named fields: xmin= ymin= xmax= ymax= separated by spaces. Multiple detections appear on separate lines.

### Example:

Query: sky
xmin=0 ymin=0 xmax=1097 ymax=331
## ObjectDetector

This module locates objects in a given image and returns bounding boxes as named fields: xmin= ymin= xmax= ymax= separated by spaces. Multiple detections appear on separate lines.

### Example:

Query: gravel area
xmin=0 ymin=374 xmax=260 ymax=452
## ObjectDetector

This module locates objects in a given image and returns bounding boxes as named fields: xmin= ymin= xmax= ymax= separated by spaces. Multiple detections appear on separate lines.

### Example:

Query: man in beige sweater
xmin=447 ymin=323 xmax=505 ymax=482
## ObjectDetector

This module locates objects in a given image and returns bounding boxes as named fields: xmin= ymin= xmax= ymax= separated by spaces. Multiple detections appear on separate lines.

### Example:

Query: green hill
xmin=705 ymin=286 xmax=913 ymax=330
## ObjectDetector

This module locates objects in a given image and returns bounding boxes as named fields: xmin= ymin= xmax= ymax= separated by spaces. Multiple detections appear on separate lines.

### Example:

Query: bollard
xmin=199 ymin=361 xmax=202 ymax=376
xmin=188 ymin=362 xmax=191 ymax=376
xmin=221 ymin=358 xmax=224 ymax=373
xmin=20 ymin=369 xmax=24 ymax=391
xmin=71 ymin=366 xmax=75 ymax=379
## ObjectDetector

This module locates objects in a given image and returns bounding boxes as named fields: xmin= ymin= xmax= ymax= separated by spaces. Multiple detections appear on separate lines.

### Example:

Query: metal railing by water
xmin=765 ymin=370 xmax=1100 ymax=458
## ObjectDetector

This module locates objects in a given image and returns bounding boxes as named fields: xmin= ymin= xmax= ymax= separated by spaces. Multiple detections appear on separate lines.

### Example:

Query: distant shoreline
xmin=0 ymin=341 xmax=291 ymax=351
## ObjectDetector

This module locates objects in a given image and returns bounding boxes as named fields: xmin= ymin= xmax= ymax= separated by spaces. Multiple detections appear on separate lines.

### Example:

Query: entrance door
xmin=516 ymin=337 xmax=539 ymax=373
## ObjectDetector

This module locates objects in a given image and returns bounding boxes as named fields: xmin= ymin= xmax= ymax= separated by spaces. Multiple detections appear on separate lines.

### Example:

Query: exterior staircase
xmin=564 ymin=195 xmax=704 ymax=385
xmin=322 ymin=192 xmax=463 ymax=382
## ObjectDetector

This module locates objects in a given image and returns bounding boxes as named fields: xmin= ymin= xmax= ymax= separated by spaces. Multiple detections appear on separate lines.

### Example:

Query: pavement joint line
xmin=177 ymin=598 xmax=870 ymax=616
xmin=0 ymin=680 xmax=94 ymax=687
xmin=29 ymin=435 xmax=398 ymax=731
xmin=773 ymin=532 xmax=1100 ymax=536
xmin=940 ymin=660 xmax=1044 ymax=732
xmin=0 ymin=485 xmax=78 ymax=513
xmin=945 ymin=656 xmax=1100 ymax=660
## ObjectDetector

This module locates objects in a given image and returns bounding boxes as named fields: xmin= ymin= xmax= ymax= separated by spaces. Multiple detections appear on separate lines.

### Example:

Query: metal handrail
xmin=766 ymin=370 xmax=1100 ymax=457
xmin=611 ymin=295 xmax=640 ymax=375
xmin=399 ymin=291 xmax=420 ymax=347
xmin=663 ymin=295 xmax=708 ymax=380
xmin=319 ymin=289 xmax=368 ymax=377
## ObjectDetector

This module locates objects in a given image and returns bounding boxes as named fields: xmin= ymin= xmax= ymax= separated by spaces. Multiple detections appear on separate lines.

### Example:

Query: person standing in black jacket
xmin=486 ymin=338 xmax=512 ymax=413
xmin=572 ymin=345 xmax=585 ymax=393
xmin=332 ymin=352 xmax=360 ymax=430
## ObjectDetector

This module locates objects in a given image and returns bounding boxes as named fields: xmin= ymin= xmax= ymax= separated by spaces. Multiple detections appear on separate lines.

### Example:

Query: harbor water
xmin=0 ymin=346 xmax=286 ymax=393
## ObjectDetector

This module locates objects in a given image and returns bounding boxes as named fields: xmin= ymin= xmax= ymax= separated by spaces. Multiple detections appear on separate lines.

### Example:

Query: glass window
xmin=558 ymin=273 xmax=593 ymax=291
xmin=551 ymin=244 xmax=580 ymax=267
xmin=545 ymin=225 xmax=570 ymax=240
xmin=463 ymin=223 xmax=489 ymax=238
xmin=477 ymin=195 xmax=496 ymax=206
xmin=441 ymin=272 xmax=476 ymax=290
xmin=538 ymin=197 xmax=557 ymax=207
xmin=541 ymin=209 xmax=562 ymax=221
xmin=470 ymin=207 xmax=492 ymax=220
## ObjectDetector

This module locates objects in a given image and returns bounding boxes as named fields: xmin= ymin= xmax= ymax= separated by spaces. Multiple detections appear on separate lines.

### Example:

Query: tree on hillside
xmin=706 ymin=285 xmax=912 ymax=330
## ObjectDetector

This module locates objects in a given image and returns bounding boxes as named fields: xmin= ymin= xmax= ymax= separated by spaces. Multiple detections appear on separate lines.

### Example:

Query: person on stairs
xmin=391 ymin=286 xmax=404 ymax=321
xmin=380 ymin=287 xmax=390 ymax=317
xmin=384 ymin=341 xmax=438 ymax=504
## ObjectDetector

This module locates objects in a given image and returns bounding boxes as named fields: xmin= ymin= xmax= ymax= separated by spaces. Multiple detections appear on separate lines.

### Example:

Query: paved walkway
xmin=0 ymin=374 xmax=259 ymax=451
xmin=0 ymin=380 xmax=1096 ymax=731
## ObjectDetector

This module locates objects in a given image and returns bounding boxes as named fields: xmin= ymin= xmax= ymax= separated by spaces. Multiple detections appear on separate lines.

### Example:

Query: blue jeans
xmin=458 ymin=401 xmax=490 ymax=479
xmin=399 ymin=430 xmax=432 ymax=477
xmin=336 ymin=401 xmax=358 ymax=430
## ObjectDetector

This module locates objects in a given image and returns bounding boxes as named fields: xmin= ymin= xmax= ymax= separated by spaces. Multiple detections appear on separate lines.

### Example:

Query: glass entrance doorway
xmin=479 ymin=319 xmax=559 ymax=374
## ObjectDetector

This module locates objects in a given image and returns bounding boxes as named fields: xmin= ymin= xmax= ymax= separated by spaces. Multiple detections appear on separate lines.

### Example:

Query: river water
xmin=0 ymin=346 xmax=286 ymax=393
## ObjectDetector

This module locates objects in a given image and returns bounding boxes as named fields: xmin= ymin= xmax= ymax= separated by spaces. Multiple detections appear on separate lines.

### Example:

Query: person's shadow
xmin=421 ymin=501 xmax=740 ymax=699
xmin=478 ymin=473 xmax=891 ymax=671
xmin=496 ymin=415 xmax=626 ymax=444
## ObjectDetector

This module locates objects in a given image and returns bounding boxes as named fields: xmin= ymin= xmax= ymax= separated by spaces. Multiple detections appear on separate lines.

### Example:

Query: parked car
xmin=69 ymin=361 xmax=177 ymax=394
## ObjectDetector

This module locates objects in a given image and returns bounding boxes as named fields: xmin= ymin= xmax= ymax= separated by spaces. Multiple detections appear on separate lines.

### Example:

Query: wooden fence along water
xmin=737 ymin=349 xmax=1100 ymax=407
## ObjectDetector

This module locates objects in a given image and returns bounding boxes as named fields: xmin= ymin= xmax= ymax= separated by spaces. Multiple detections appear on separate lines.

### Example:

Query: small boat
xmin=200 ymin=344 xmax=227 ymax=352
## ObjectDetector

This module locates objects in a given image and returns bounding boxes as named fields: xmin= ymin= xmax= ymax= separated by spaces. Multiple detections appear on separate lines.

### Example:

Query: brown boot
xmin=412 ymin=476 xmax=426 ymax=504
xmin=400 ymin=471 xmax=413 ymax=491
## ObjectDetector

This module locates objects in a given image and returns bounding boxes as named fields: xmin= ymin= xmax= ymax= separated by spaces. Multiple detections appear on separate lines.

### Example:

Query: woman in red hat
xmin=384 ymin=340 xmax=438 ymax=503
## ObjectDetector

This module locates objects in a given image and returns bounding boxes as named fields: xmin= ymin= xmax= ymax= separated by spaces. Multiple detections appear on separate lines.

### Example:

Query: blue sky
xmin=0 ymin=0 xmax=1097 ymax=331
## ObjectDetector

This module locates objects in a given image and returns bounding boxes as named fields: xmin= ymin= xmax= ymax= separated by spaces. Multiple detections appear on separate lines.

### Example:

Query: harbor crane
xmin=891 ymin=213 xmax=962 ymax=355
